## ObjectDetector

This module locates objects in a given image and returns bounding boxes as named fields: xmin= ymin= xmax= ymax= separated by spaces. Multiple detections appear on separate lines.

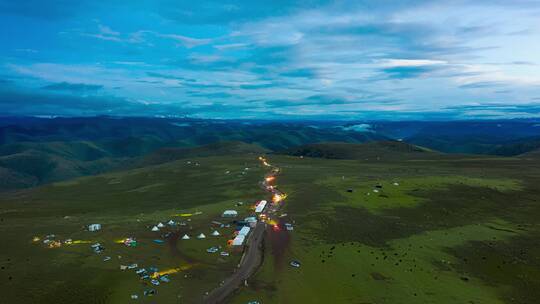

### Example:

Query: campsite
xmin=1 ymin=146 xmax=540 ymax=303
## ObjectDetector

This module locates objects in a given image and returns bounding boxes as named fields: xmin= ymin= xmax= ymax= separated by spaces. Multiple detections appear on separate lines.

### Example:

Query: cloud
xmin=2 ymin=0 xmax=540 ymax=119
xmin=338 ymin=123 xmax=374 ymax=132
xmin=156 ymin=33 xmax=212 ymax=48
xmin=378 ymin=59 xmax=447 ymax=68
xmin=41 ymin=82 xmax=103 ymax=92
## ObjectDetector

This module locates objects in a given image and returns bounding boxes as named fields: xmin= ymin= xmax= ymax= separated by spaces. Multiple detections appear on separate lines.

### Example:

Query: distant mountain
xmin=0 ymin=117 xmax=386 ymax=148
xmin=138 ymin=141 xmax=269 ymax=167
xmin=1 ymin=116 xmax=538 ymax=191
xmin=280 ymin=141 xmax=440 ymax=161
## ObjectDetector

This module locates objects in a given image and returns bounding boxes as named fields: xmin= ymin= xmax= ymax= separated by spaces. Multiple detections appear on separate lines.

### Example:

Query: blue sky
xmin=1 ymin=0 xmax=540 ymax=120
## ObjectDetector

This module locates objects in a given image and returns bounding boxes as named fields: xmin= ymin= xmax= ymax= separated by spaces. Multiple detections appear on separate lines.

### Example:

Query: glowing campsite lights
xmin=272 ymin=193 xmax=286 ymax=203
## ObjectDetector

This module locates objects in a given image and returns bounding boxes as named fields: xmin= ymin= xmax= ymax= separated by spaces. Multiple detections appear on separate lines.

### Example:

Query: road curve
xmin=202 ymin=221 xmax=266 ymax=304
xmin=203 ymin=158 xmax=281 ymax=304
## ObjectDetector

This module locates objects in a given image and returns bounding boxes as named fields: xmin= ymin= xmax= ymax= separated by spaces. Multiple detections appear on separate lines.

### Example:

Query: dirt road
xmin=203 ymin=157 xmax=282 ymax=303
xmin=202 ymin=221 xmax=266 ymax=304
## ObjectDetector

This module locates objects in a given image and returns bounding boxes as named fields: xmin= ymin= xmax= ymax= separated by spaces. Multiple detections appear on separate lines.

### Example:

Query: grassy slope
xmin=0 ymin=154 xmax=270 ymax=304
xmin=2 ymin=145 xmax=540 ymax=304
xmin=230 ymin=153 xmax=540 ymax=304
xmin=279 ymin=141 xmax=444 ymax=161
xmin=137 ymin=141 xmax=269 ymax=167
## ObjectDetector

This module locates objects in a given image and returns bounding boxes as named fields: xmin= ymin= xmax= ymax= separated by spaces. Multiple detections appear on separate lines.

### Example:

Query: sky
xmin=1 ymin=0 xmax=540 ymax=120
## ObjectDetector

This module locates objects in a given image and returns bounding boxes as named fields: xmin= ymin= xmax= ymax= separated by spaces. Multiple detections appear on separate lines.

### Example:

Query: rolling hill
xmin=280 ymin=141 xmax=440 ymax=161
xmin=137 ymin=141 xmax=269 ymax=167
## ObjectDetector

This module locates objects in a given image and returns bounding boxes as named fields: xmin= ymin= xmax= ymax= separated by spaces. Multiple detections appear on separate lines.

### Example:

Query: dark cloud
xmin=380 ymin=66 xmax=437 ymax=79
xmin=0 ymin=0 xmax=90 ymax=19
xmin=444 ymin=103 xmax=540 ymax=115
xmin=41 ymin=82 xmax=103 ymax=92
xmin=157 ymin=0 xmax=329 ymax=25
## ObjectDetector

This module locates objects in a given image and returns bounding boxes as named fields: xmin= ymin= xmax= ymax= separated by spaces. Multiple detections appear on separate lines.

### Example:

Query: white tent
xmin=181 ymin=234 xmax=190 ymax=240
xmin=151 ymin=226 xmax=159 ymax=231
xmin=167 ymin=220 xmax=175 ymax=225
xmin=222 ymin=210 xmax=238 ymax=218
xmin=211 ymin=230 xmax=220 ymax=236
xmin=197 ymin=233 xmax=206 ymax=239
xmin=157 ymin=222 xmax=165 ymax=228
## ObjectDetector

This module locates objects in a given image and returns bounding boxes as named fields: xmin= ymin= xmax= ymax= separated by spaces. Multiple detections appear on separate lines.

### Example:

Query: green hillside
xmin=138 ymin=141 xmax=269 ymax=167
xmin=280 ymin=141 xmax=440 ymax=161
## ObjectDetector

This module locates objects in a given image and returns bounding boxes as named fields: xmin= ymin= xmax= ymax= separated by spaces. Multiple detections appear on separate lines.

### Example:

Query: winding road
xmin=203 ymin=157 xmax=283 ymax=304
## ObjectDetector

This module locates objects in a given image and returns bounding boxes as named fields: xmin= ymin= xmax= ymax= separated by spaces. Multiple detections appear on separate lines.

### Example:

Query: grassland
xmin=0 ymin=155 xmax=268 ymax=304
xmin=230 ymin=155 xmax=540 ymax=304
xmin=1 ymin=148 xmax=540 ymax=304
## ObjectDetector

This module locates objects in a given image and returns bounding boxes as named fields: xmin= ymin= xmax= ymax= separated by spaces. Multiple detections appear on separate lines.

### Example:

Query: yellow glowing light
xmin=265 ymin=176 xmax=275 ymax=182
xmin=174 ymin=213 xmax=193 ymax=217
xmin=47 ymin=241 xmax=62 ymax=248
xmin=267 ymin=219 xmax=278 ymax=226
xmin=272 ymin=193 xmax=287 ymax=203
xmin=32 ymin=236 xmax=40 ymax=242
xmin=72 ymin=240 xmax=92 ymax=244
xmin=151 ymin=264 xmax=195 ymax=278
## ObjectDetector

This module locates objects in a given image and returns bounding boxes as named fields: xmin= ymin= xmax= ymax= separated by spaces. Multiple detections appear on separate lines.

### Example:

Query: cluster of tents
xmin=180 ymin=230 xmax=220 ymax=240
xmin=151 ymin=220 xmax=176 ymax=232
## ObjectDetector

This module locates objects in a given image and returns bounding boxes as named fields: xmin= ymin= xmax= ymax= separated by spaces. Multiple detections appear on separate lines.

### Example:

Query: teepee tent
xmin=151 ymin=226 xmax=159 ymax=231
xmin=211 ymin=230 xmax=220 ymax=236
xmin=167 ymin=220 xmax=175 ymax=225
xmin=157 ymin=222 xmax=165 ymax=228
xmin=181 ymin=234 xmax=190 ymax=240
xmin=197 ymin=233 xmax=206 ymax=239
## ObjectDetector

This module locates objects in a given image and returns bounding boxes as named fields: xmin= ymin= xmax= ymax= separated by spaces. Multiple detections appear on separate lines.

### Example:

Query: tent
xmin=167 ymin=220 xmax=175 ymax=225
xmin=157 ymin=222 xmax=165 ymax=228
xmin=151 ymin=226 xmax=159 ymax=231
xmin=222 ymin=210 xmax=238 ymax=218
xmin=181 ymin=234 xmax=190 ymax=240
xmin=211 ymin=230 xmax=220 ymax=236
xmin=197 ymin=233 xmax=206 ymax=239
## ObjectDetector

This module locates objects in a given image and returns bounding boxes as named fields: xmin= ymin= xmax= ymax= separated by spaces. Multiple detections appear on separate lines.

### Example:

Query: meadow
xmin=1 ymin=150 xmax=539 ymax=304
xmin=0 ymin=155 xmax=267 ymax=304
xmin=230 ymin=154 xmax=540 ymax=304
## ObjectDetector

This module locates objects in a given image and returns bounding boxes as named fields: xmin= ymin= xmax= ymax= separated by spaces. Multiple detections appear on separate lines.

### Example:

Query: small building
xmin=88 ymin=224 xmax=101 ymax=232
xmin=255 ymin=200 xmax=267 ymax=213
xmin=232 ymin=235 xmax=245 ymax=246
xmin=238 ymin=226 xmax=250 ymax=236
xmin=222 ymin=210 xmax=238 ymax=218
